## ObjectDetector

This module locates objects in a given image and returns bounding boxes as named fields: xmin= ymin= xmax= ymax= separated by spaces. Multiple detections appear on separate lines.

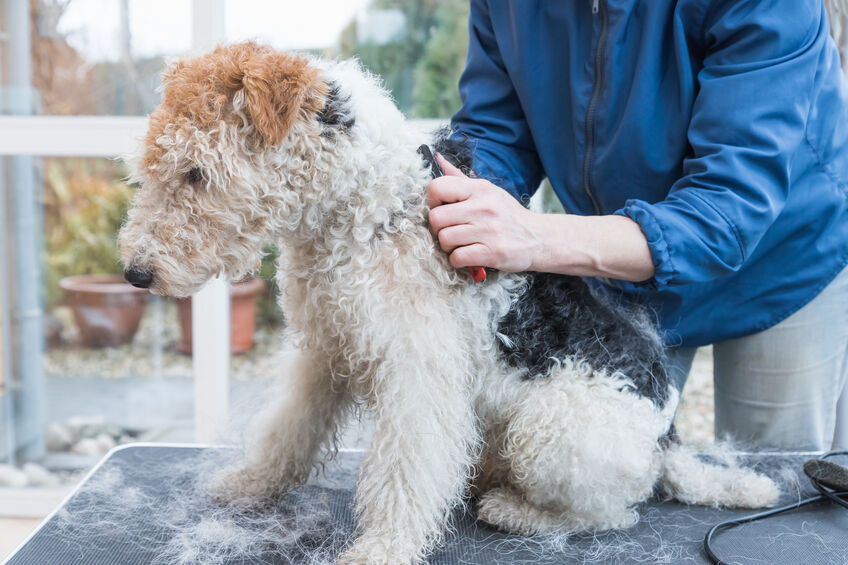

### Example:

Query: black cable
xmin=704 ymin=450 xmax=848 ymax=565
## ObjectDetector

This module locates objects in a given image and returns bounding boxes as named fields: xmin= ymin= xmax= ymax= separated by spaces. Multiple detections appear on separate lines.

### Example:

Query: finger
xmin=435 ymin=153 xmax=468 ymax=178
xmin=437 ymin=224 xmax=480 ymax=253
xmin=449 ymin=243 xmax=489 ymax=269
xmin=427 ymin=200 xmax=477 ymax=233
xmin=424 ymin=181 xmax=442 ymax=210
xmin=425 ymin=177 xmax=473 ymax=209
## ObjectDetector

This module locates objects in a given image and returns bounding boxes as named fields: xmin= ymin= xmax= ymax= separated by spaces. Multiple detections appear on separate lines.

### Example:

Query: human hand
xmin=426 ymin=154 xmax=546 ymax=272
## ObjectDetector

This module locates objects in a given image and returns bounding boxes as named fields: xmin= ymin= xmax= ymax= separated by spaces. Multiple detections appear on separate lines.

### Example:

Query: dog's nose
xmin=124 ymin=268 xmax=154 ymax=289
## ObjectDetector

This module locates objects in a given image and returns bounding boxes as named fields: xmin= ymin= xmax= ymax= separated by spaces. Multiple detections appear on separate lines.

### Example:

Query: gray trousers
xmin=666 ymin=265 xmax=848 ymax=451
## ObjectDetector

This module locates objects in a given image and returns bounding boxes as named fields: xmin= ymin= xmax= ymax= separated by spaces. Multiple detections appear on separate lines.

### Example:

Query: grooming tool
xmin=418 ymin=144 xmax=487 ymax=283
xmin=804 ymin=457 xmax=848 ymax=492
xmin=705 ymin=450 xmax=848 ymax=564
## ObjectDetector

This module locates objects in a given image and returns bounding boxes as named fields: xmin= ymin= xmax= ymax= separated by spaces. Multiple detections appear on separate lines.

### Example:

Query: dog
xmin=118 ymin=42 xmax=780 ymax=564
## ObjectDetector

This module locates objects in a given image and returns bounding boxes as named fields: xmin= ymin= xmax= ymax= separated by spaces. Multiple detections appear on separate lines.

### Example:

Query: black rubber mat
xmin=5 ymin=445 xmax=847 ymax=564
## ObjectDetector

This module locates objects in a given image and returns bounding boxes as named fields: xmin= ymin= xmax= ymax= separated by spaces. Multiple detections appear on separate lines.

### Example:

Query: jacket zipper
xmin=583 ymin=0 xmax=606 ymax=215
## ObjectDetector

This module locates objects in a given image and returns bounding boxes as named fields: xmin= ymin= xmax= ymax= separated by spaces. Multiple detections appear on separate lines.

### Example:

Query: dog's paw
xmin=206 ymin=464 xmax=286 ymax=509
xmin=336 ymin=537 xmax=416 ymax=565
xmin=476 ymin=487 xmax=539 ymax=535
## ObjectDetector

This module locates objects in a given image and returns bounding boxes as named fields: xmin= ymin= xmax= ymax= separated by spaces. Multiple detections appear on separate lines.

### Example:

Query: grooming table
xmin=5 ymin=444 xmax=847 ymax=564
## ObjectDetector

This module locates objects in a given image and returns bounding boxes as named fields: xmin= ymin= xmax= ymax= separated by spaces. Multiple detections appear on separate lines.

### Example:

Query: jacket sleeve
xmin=616 ymin=1 xmax=826 ymax=286
xmin=450 ymin=0 xmax=544 ymax=202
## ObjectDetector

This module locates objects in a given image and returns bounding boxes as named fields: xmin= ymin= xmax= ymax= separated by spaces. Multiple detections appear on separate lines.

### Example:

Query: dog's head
xmin=118 ymin=42 xmax=335 ymax=296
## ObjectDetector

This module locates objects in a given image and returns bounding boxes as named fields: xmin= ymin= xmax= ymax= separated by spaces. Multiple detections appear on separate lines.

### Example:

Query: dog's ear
xmin=238 ymin=47 xmax=326 ymax=146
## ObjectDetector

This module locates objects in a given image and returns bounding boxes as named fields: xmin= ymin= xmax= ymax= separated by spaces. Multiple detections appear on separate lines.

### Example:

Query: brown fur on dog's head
xmin=143 ymin=41 xmax=326 ymax=168
xmin=121 ymin=42 xmax=332 ymax=297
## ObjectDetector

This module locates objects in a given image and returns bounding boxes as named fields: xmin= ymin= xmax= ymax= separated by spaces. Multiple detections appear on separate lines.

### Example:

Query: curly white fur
xmin=118 ymin=45 xmax=779 ymax=565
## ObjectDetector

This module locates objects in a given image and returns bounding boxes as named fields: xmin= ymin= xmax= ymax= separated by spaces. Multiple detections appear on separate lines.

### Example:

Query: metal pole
xmin=0 ymin=1 xmax=14 ymax=465
xmin=4 ymin=0 xmax=46 ymax=461
xmin=191 ymin=0 xmax=230 ymax=443
xmin=0 ymin=156 xmax=15 ymax=465
xmin=193 ymin=279 xmax=230 ymax=443
xmin=191 ymin=0 xmax=225 ymax=53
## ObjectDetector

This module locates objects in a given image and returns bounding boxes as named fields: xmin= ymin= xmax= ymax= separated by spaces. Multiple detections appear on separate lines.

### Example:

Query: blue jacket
xmin=452 ymin=0 xmax=848 ymax=347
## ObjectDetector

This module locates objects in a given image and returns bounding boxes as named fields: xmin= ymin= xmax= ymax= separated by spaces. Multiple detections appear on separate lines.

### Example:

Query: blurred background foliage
xmin=42 ymin=159 xmax=134 ymax=309
xmin=256 ymin=245 xmax=283 ymax=327
xmin=339 ymin=0 xmax=469 ymax=118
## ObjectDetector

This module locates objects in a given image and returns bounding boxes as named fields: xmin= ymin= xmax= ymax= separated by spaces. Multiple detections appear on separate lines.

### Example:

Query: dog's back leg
xmin=478 ymin=368 xmax=670 ymax=535
xmin=210 ymin=347 xmax=350 ymax=507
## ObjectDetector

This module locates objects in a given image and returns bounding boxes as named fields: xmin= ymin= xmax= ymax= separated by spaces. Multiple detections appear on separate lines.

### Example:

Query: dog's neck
xmin=278 ymin=135 xmax=431 ymax=247
xmin=266 ymin=144 xmax=437 ymax=307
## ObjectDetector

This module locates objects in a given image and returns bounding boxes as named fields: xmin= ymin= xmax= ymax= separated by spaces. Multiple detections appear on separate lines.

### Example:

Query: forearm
xmin=427 ymin=157 xmax=655 ymax=282
xmin=529 ymin=213 xmax=655 ymax=282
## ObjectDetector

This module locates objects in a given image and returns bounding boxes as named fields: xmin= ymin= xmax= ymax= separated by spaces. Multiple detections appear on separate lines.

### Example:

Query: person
xmin=426 ymin=0 xmax=848 ymax=451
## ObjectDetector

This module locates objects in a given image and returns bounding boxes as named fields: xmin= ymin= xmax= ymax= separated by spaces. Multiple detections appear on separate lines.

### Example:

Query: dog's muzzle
xmin=124 ymin=268 xmax=154 ymax=289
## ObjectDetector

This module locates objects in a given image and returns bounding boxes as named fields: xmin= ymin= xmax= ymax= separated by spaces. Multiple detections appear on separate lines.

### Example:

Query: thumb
xmin=435 ymin=153 xmax=468 ymax=178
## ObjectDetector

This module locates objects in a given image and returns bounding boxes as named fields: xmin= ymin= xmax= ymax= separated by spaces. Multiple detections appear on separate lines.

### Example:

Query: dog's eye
xmin=186 ymin=167 xmax=203 ymax=185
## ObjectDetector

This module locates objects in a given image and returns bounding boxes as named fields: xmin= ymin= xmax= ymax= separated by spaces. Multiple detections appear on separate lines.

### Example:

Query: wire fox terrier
xmin=118 ymin=42 xmax=780 ymax=564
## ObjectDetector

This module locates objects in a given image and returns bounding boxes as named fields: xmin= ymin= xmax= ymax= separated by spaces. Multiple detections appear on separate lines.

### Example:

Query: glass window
xmin=1 ymin=156 xmax=192 ymax=486
xmin=29 ymin=0 xmax=470 ymax=119
xmin=31 ymin=0 xmax=192 ymax=116
xmin=336 ymin=0 xmax=470 ymax=118
xmin=1 ymin=0 xmax=471 ymax=502
xmin=1 ymin=153 xmax=283 ymax=485
xmin=224 ymin=0 xmax=470 ymax=118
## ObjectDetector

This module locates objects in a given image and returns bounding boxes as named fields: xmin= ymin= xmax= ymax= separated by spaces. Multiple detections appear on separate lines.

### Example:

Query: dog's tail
xmin=660 ymin=442 xmax=781 ymax=508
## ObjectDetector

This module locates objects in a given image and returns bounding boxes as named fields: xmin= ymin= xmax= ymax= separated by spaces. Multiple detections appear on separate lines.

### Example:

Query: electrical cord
xmin=704 ymin=450 xmax=848 ymax=565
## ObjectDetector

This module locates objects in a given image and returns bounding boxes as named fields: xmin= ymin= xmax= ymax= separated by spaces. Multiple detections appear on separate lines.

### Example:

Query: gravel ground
xmin=46 ymin=300 xmax=717 ymax=446
xmin=46 ymin=298 xmax=284 ymax=382
xmin=675 ymin=346 xmax=715 ymax=446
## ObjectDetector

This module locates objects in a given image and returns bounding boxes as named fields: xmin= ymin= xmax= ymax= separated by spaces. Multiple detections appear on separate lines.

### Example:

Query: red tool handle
xmin=468 ymin=266 xmax=487 ymax=283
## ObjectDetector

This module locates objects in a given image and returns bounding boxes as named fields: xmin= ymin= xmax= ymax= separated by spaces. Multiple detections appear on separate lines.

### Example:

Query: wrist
xmin=526 ymin=213 xmax=654 ymax=282
xmin=526 ymin=212 xmax=577 ymax=273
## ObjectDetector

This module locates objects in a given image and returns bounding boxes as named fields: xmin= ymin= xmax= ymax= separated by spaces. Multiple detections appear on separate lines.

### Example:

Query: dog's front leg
xmin=211 ymin=347 xmax=348 ymax=506
xmin=338 ymin=352 xmax=477 ymax=565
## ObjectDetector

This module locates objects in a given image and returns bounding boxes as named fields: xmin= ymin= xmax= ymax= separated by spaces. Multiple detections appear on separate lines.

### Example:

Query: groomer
xmin=426 ymin=0 xmax=848 ymax=450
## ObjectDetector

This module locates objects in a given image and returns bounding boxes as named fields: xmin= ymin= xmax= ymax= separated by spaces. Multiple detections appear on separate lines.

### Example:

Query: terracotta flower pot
xmin=176 ymin=277 xmax=266 ymax=355
xmin=59 ymin=274 xmax=150 ymax=348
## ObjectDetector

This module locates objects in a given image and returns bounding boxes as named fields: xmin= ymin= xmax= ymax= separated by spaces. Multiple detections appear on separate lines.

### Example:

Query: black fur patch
xmin=427 ymin=129 xmax=668 ymax=404
xmin=431 ymin=127 xmax=474 ymax=176
xmin=318 ymin=81 xmax=355 ymax=137
xmin=497 ymin=273 xmax=670 ymax=404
